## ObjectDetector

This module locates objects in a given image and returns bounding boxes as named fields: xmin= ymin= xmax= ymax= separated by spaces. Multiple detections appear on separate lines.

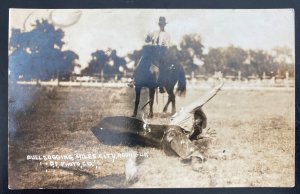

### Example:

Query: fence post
xmin=285 ymin=71 xmax=290 ymax=87
xmin=101 ymin=69 xmax=104 ymax=82
xmin=285 ymin=71 xmax=289 ymax=81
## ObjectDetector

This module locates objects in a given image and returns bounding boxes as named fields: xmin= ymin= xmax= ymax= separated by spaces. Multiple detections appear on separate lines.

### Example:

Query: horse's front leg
xmin=132 ymin=87 xmax=141 ymax=117
xmin=148 ymin=88 xmax=155 ymax=118
xmin=163 ymin=87 xmax=176 ymax=114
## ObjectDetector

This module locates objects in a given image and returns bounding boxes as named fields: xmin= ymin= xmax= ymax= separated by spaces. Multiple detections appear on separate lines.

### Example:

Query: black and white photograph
xmin=8 ymin=9 xmax=295 ymax=188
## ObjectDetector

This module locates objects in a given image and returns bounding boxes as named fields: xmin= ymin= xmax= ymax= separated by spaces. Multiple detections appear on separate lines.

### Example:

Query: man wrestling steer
xmin=91 ymin=81 xmax=223 ymax=171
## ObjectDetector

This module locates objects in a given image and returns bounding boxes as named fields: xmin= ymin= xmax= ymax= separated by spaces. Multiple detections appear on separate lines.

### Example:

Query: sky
xmin=9 ymin=9 xmax=295 ymax=68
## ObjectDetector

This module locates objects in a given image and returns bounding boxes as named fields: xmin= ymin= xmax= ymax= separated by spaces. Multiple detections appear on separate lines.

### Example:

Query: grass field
xmin=8 ymin=84 xmax=295 ymax=188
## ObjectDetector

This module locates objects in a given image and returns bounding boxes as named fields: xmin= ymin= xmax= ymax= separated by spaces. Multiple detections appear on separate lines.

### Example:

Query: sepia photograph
xmin=8 ymin=9 xmax=295 ymax=188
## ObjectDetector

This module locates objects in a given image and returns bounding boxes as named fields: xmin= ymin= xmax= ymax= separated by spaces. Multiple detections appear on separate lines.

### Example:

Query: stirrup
xmin=128 ymin=81 xmax=135 ymax=88
xmin=159 ymin=87 xmax=165 ymax=93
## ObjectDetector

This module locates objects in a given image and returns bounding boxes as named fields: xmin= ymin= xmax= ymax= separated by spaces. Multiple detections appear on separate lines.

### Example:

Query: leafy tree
xmin=109 ymin=50 xmax=126 ymax=74
xmin=222 ymin=45 xmax=248 ymax=76
xmin=180 ymin=33 xmax=204 ymax=58
xmin=82 ymin=50 xmax=108 ymax=75
xmin=83 ymin=49 xmax=126 ymax=80
xmin=9 ymin=19 xmax=78 ymax=81
xmin=271 ymin=46 xmax=294 ymax=76
xmin=179 ymin=34 xmax=204 ymax=74
xmin=59 ymin=50 xmax=79 ymax=80
xmin=245 ymin=50 xmax=276 ymax=77
xmin=203 ymin=48 xmax=225 ymax=75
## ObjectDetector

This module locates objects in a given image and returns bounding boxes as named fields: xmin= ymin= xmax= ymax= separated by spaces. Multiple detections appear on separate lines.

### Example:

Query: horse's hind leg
xmin=132 ymin=87 xmax=141 ymax=117
xmin=148 ymin=88 xmax=155 ymax=118
xmin=163 ymin=96 xmax=171 ymax=113
xmin=164 ymin=87 xmax=176 ymax=114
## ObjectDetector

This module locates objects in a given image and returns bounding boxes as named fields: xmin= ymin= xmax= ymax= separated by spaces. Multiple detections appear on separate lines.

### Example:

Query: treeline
xmin=9 ymin=20 xmax=294 ymax=81
xmin=81 ymin=49 xmax=126 ymax=80
xmin=9 ymin=20 xmax=79 ymax=81
xmin=202 ymin=45 xmax=294 ymax=78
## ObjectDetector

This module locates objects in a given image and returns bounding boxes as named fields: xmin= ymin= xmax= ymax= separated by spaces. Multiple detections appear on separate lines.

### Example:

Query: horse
xmin=131 ymin=46 xmax=186 ymax=118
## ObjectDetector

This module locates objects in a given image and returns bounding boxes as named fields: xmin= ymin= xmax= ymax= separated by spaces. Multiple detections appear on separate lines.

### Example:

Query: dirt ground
xmin=8 ymin=84 xmax=295 ymax=188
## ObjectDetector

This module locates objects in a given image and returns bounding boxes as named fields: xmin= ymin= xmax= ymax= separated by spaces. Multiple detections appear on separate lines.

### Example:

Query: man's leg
xmin=161 ymin=126 xmax=205 ymax=171
xmin=157 ymin=48 xmax=167 ymax=93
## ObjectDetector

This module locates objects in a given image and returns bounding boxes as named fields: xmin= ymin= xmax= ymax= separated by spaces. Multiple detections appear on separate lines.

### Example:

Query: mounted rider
xmin=129 ymin=16 xmax=170 ymax=93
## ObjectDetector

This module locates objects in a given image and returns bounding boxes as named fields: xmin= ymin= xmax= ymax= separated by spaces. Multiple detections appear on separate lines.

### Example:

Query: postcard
xmin=8 ymin=9 xmax=295 ymax=188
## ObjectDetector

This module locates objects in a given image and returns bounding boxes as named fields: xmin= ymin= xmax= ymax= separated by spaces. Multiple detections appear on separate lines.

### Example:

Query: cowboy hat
xmin=158 ymin=16 xmax=167 ymax=25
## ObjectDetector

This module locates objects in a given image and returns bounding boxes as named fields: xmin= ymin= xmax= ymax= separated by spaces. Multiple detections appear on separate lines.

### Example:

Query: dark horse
xmin=132 ymin=46 xmax=186 ymax=118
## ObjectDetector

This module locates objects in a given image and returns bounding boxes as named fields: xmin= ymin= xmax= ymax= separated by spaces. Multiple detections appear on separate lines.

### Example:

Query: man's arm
xmin=145 ymin=32 xmax=153 ymax=43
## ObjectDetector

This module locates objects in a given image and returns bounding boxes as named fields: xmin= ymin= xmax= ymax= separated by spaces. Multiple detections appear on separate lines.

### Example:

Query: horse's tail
xmin=176 ymin=64 xmax=186 ymax=96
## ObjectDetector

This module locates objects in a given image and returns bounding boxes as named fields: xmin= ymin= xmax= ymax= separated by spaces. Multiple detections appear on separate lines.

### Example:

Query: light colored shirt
xmin=145 ymin=30 xmax=170 ymax=47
